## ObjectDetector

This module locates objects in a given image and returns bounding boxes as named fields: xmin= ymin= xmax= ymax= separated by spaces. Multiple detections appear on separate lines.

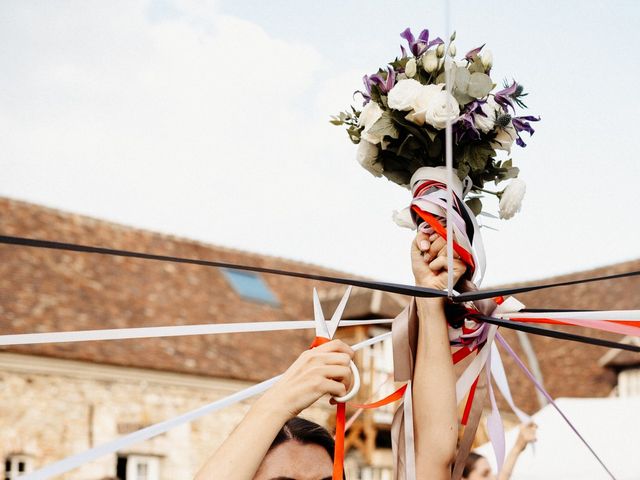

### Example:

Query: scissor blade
xmin=313 ymin=288 xmax=330 ymax=338
xmin=327 ymin=286 xmax=352 ymax=338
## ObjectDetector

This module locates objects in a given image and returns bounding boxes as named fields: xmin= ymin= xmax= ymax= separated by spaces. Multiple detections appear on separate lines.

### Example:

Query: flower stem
xmin=474 ymin=187 xmax=500 ymax=196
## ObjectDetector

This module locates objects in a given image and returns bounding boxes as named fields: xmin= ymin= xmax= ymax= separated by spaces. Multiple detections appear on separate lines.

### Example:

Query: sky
xmin=1 ymin=0 xmax=639 ymax=288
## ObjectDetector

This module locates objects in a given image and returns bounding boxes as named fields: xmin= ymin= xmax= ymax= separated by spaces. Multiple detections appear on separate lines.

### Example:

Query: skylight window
xmin=221 ymin=269 xmax=279 ymax=306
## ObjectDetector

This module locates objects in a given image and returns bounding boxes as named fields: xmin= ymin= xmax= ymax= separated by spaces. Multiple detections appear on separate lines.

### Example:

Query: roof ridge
xmin=0 ymin=196 xmax=360 ymax=278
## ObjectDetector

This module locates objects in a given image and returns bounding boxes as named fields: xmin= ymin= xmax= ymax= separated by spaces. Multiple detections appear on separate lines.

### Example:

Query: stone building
xmin=0 ymin=197 xmax=638 ymax=480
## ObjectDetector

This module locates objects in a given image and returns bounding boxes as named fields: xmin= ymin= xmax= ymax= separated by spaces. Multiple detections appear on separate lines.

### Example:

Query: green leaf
xmin=368 ymin=112 xmax=400 ymax=140
xmin=427 ymin=136 xmax=442 ymax=158
xmin=465 ymin=198 xmax=483 ymax=216
xmin=346 ymin=126 xmax=362 ymax=143
xmin=457 ymin=161 xmax=470 ymax=179
xmin=468 ymin=57 xmax=485 ymax=74
xmin=390 ymin=111 xmax=432 ymax=148
xmin=396 ymin=134 xmax=423 ymax=159
xmin=424 ymin=127 xmax=438 ymax=142
xmin=467 ymin=72 xmax=493 ymax=99
xmin=453 ymin=66 xmax=470 ymax=92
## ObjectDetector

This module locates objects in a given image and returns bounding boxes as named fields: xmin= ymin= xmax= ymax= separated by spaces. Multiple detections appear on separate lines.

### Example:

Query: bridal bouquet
xmin=331 ymin=27 xmax=540 ymax=219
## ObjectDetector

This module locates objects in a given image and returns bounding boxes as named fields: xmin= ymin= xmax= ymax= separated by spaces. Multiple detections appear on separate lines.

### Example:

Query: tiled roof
xmin=0 ymin=197 xmax=359 ymax=382
xmin=489 ymin=259 xmax=640 ymax=412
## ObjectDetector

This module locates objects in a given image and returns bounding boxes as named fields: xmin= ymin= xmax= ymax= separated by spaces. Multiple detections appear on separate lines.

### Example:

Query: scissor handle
xmin=332 ymin=360 xmax=361 ymax=403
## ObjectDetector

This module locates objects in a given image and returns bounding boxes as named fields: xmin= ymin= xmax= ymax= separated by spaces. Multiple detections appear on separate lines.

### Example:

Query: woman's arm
xmin=194 ymin=339 xmax=354 ymax=480
xmin=411 ymin=231 xmax=466 ymax=479
xmin=498 ymin=422 xmax=537 ymax=480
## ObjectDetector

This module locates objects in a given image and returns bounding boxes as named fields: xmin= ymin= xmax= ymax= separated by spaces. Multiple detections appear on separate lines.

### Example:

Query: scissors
xmin=312 ymin=286 xmax=361 ymax=403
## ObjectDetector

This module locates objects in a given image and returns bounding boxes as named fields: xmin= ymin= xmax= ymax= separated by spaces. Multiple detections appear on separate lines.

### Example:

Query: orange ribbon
xmin=310 ymin=336 xmax=345 ymax=480
xmin=309 ymin=336 xmax=408 ymax=480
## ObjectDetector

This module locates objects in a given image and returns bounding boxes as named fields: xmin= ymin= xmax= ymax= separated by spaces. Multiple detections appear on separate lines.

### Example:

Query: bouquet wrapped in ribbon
xmin=332 ymin=26 xmax=539 ymax=227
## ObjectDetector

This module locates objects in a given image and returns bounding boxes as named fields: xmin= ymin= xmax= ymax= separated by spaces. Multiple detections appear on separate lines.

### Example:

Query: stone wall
xmin=0 ymin=353 xmax=332 ymax=480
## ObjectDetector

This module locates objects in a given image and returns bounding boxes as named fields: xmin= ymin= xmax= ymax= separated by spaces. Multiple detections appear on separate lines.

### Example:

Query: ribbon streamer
xmin=478 ymin=316 xmax=640 ymax=353
xmin=1 ymin=235 xmax=638 ymax=304
xmin=0 ymin=235 xmax=446 ymax=299
xmin=496 ymin=333 xmax=618 ymax=480
xmin=0 ymin=319 xmax=392 ymax=346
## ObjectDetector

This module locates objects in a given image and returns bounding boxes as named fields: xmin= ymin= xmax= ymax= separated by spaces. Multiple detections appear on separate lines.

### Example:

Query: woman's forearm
xmin=413 ymin=297 xmax=458 ymax=479
xmin=194 ymin=395 xmax=288 ymax=480
xmin=498 ymin=442 xmax=525 ymax=480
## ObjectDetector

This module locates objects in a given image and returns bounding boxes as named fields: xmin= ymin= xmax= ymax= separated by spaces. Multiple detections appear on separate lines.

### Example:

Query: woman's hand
xmin=258 ymin=339 xmax=355 ymax=421
xmin=515 ymin=422 xmax=538 ymax=451
xmin=411 ymin=230 xmax=467 ymax=289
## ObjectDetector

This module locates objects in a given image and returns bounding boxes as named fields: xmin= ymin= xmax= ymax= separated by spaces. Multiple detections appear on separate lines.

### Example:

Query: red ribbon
xmin=411 ymin=206 xmax=476 ymax=272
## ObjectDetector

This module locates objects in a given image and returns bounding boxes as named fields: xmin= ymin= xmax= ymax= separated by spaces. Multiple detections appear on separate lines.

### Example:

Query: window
xmin=4 ymin=455 xmax=32 ymax=480
xmin=116 ymin=455 xmax=159 ymax=480
xmin=362 ymin=332 xmax=395 ymax=424
xmin=360 ymin=465 xmax=393 ymax=480
xmin=221 ymin=269 xmax=279 ymax=305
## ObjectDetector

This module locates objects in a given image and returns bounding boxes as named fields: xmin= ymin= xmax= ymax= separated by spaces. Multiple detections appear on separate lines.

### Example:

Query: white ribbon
xmin=0 ymin=319 xmax=392 ymax=346
xmin=20 ymin=332 xmax=392 ymax=480
xmin=490 ymin=342 xmax=530 ymax=423
xmin=403 ymin=380 xmax=417 ymax=480
xmin=455 ymin=324 xmax=498 ymax=403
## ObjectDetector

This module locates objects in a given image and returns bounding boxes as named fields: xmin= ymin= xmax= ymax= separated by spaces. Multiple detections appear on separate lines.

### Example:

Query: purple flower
xmin=511 ymin=115 xmax=541 ymax=147
xmin=369 ymin=67 xmax=396 ymax=94
xmin=358 ymin=75 xmax=374 ymax=104
xmin=454 ymin=100 xmax=486 ymax=143
xmin=464 ymin=44 xmax=485 ymax=61
xmin=494 ymin=81 xmax=519 ymax=112
xmin=400 ymin=27 xmax=444 ymax=57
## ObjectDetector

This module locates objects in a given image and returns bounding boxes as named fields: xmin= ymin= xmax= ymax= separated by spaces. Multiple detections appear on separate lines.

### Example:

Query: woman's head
xmin=462 ymin=452 xmax=495 ymax=480
xmin=254 ymin=417 xmax=335 ymax=480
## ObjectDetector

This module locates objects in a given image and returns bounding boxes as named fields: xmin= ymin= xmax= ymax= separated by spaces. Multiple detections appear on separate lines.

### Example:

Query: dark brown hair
xmin=268 ymin=417 xmax=345 ymax=478
xmin=269 ymin=417 xmax=335 ymax=460
xmin=462 ymin=452 xmax=483 ymax=478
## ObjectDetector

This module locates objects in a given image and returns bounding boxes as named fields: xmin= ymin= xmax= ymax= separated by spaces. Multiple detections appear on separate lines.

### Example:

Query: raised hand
xmin=260 ymin=339 xmax=355 ymax=419
xmin=411 ymin=230 xmax=467 ymax=290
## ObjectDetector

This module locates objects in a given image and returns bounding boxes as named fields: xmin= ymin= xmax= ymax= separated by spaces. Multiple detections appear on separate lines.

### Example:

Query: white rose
xmin=491 ymin=121 xmax=517 ymax=152
xmin=392 ymin=208 xmax=415 ymax=229
xmin=481 ymin=49 xmax=493 ymax=70
xmin=422 ymin=50 xmax=439 ymax=73
xmin=405 ymin=58 xmax=417 ymax=78
xmin=405 ymin=84 xmax=443 ymax=125
xmin=358 ymin=101 xmax=384 ymax=144
xmin=448 ymin=42 xmax=457 ymax=57
xmin=387 ymin=79 xmax=423 ymax=111
xmin=356 ymin=140 xmax=383 ymax=177
xmin=423 ymin=89 xmax=460 ymax=129
xmin=474 ymin=97 xmax=499 ymax=134
xmin=499 ymin=178 xmax=526 ymax=219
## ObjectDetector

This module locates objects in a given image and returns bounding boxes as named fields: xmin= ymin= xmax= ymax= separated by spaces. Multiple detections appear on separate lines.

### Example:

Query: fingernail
xmin=420 ymin=240 xmax=429 ymax=251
